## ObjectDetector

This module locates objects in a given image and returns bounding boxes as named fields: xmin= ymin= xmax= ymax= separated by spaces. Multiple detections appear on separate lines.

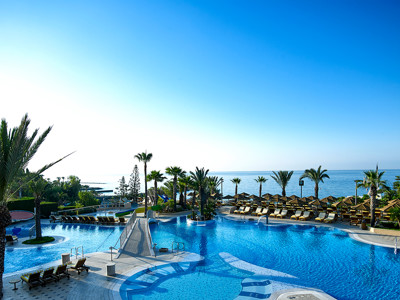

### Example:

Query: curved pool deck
xmin=4 ymin=210 xmax=400 ymax=300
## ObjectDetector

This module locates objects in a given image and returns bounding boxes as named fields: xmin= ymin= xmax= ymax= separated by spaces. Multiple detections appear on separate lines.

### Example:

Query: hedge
xmin=40 ymin=202 xmax=58 ymax=218
xmin=7 ymin=198 xmax=35 ymax=212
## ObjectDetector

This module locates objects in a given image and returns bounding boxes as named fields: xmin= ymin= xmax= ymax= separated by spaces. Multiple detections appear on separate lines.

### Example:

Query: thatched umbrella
xmin=309 ymin=199 xmax=326 ymax=208
xmin=222 ymin=194 xmax=234 ymax=199
xmin=234 ymin=194 xmax=250 ymax=200
xmin=288 ymin=195 xmax=299 ymax=200
xmin=381 ymin=199 xmax=400 ymax=212
xmin=288 ymin=198 xmax=305 ymax=206
xmin=239 ymin=192 xmax=250 ymax=196
xmin=306 ymin=196 xmax=317 ymax=201
xmin=332 ymin=199 xmax=350 ymax=208
xmin=323 ymin=196 xmax=337 ymax=202
xmin=351 ymin=202 xmax=369 ymax=211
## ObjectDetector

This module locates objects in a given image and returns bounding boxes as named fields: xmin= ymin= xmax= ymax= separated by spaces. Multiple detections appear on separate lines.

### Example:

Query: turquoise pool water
xmin=5 ymin=223 xmax=123 ymax=274
xmin=124 ymin=216 xmax=400 ymax=300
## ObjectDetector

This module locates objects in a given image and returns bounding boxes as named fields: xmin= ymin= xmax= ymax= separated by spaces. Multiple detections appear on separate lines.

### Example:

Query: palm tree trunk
xmin=144 ymin=163 xmax=148 ymax=217
xmin=154 ymin=181 xmax=158 ymax=206
xmin=173 ymin=177 xmax=177 ymax=212
xmin=35 ymin=197 xmax=42 ymax=239
xmin=200 ymin=187 xmax=205 ymax=219
xmin=370 ymin=188 xmax=377 ymax=227
xmin=0 ymin=204 xmax=12 ymax=297
xmin=184 ymin=186 xmax=187 ymax=207
xmin=259 ymin=184 xmax=262 ymax=198
xmin=235 ymin=185 xmax=238 ymax=202
xmin=282 ymin=187 xmax=286 ymax=197
xmin=315 ymin=183 xmax=319 ymax=199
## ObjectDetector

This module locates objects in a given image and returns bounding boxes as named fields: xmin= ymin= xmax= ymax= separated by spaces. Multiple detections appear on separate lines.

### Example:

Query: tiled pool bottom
xmin=120 ymin=254 xmax=251 ymax=300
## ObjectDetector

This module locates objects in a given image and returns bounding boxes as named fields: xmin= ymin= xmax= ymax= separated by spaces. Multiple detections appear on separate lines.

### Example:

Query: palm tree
xmin=271 ymin=171 xmax=293 ymax=197
xmin=0 ymin=114 xmax=69 ymax=296
xmin=178 ymin=175 xmax=192 ymax=207
xmin=300 ymin=166 xmax=329 ymax=199
xmin=135 ymin=151 xmax=153 ymax=216
xmin=190 ymin=167 xmax=209 ymax=218
xmin=358 ymin=167 xmax=386 ymax=227
xmin=166 ymin=166 xmax=185 ymax=211
xmin=147 ymin=171 xmax=166 ymax=206
xmin=254 ymin=176 xmax=268 ymax=198
xmin=29 ymin=176 xmax=48 ymax=239
xmin=231 ymin=178 xmax=241 ymax=198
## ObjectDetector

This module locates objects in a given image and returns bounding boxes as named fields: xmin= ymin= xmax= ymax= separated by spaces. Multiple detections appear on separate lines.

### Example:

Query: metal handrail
xmin=171 ymin=242 xmax=185 ymax=253
xmin=146 ymin=219 xmax=156 ymax=257
xmin=112 ymin=211 xmax=137 ymax=250
xmin=70 ymin=246 xmax=84 ymax=259
xmin=29 ymin=224 xmax=36 ymax=239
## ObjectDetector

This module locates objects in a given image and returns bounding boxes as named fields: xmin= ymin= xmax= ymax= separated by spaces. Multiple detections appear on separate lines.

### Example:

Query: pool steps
xmin=119 ymin=261 xmax=195 ymax=297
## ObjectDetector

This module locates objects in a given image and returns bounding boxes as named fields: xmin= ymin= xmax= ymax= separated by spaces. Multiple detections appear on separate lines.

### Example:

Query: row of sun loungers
xmin=20 ymin=258 xmax=89 ymax=290
xmin=232 ymin=207 xmax=338 ymax=223
xmin=54 ymin=215 xmax=126 ymax=225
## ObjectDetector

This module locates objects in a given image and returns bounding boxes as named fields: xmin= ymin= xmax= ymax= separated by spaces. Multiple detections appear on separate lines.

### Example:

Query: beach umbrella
xmin=288 ymin=199 xmax=305 ymax=206
xmin=351 ymin=202 xmax=369 ymax=211
xmin=306 ymin=196 xmax=317 ymax=201
xmin=288 ymin=195 xmax=299 ymax=200
xmin=332 ymin=200 xmax=349 ymax=208
xmin=239 ymin=192 xmax=250 ymax=196
xmin=381 ymin=199 xmax=400 ymax=212
xmin=222 ymin=195 xmax=234 ymax=199
xmin=309 ymin=199 xmax=326 ymax=208
xmin=324 ymin=196 xmax=337 ymax=202
xmin=280 ymin=196 xmax=289 ymax=203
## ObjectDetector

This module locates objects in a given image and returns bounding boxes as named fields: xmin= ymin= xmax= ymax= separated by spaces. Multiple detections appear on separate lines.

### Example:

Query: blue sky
xmin=1 ymin=0 xmax=399 ymax=183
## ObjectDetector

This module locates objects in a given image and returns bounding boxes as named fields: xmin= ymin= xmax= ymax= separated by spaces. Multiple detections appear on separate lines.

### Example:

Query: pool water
xmin=132 ymin=216 xmax=400 ymax=300
xmin=5 ymin=223 xmax=123 ymax=274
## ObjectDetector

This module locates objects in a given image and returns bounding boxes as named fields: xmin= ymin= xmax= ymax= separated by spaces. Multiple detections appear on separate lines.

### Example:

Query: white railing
xmin=109 ymin=211 xmax=137 ymax=261
xmin=29 ymin=224 xmax=36 ymax=239
xmin=146 ymin=219 xmax=156 ymax=257
xmin=71 ymin=246 xmax=84 ymax=259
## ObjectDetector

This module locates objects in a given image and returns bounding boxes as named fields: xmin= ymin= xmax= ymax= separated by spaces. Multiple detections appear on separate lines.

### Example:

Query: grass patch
xmin=22 ymin=236 xmax=55 ymax=245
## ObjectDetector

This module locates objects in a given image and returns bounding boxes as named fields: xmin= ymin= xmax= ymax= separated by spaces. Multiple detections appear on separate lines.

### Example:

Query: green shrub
xmin=23 ymin=236 xmax=55 ymax=244
xmin=40 ymin=202 xmax=58 ymax=218
xmin=115 ymin=211 xmax=132 ymax=217
xmin=7 ymin=198 xmax=35 ymax=212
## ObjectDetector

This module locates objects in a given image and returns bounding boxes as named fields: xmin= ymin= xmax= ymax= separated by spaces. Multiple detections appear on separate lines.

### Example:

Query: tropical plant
xmin=300 ymin=166 xmax=329 ymax=199
xmin=77 ymin=190 xmax=99 ymax=207
xmin=389 ymin=207 xmax=400 ymax=228
xmin=271 ymin=171 xmax=293 ymax=197
xmin=166 ymin=166 xmax=185 ymax=212
xmin=115 ymin=176 xmax=129 ymax=198
xmin=190 ymin=167 xmax=209 ymax=218
xmin=0 ymin=114 xmax=69 ymax=296
xmin=358 ymin=167 xmax=386 ymax=227
xmin=231 ymin=178 xmax=241 ymax=197
xmin=254 ymin=176 xmax=267 ymax=198
xmin=135 ymin=151 xmax=152 ymax=216
xmin=147 ymin=170 xmax=166 ymax=206
xmin=29 ymin=176 xmax=48 ymax=239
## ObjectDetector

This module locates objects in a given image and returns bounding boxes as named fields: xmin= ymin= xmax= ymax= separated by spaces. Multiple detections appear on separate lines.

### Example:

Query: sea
xmin=208 ymin=169 xmax=400 ymax=199
xmin=102 ymin=169 xmax=400 ymax=199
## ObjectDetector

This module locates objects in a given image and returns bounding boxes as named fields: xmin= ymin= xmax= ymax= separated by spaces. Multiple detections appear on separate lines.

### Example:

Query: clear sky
xmin=1 ymin=0 xmax=400 ymax=184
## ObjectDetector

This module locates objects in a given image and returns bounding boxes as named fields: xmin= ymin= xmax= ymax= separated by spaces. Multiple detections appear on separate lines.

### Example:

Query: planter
xmin=370 ymin=227 xmax=400 ymax=236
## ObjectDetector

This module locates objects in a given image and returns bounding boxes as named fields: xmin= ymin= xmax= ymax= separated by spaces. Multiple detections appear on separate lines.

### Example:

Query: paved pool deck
xmin=4 ymin=209 xmax=399 ymax=299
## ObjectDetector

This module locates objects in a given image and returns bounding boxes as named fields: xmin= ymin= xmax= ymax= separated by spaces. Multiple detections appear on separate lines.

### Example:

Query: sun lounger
xmin=5 ymin=235 xmax=18 ymax=245
xmin=52 ymin=264 xmax=70 ymax=281
xmin=41 ymin=267 xmax=56 ymax=286
xmin=269 ymin=209 xmax=281 ymax=218
xmin=70 ymin=258 xmax=90 ymax=275
xmin=118 ymin=217 xmax=126 ymax=224
xmin=290 ymin=210 xmax=303 ymax=220
xmin=251 ymin=207 xmax=262 ymax=216
xmin=324 ymin=213 xmax=337 ymax=223
xmin=257 ymin=208 xmax=269 ymax=216
xmin=66 ymin=216 xmax=73 ymax=223
xmin=78 ymin=216 xmax=85 ymax=223
xmin=240 ymin=207 xmax=251 ymax=214
xmin=233 ymin=207 xmax=244 ymax=214
xmin=21 ymin=270 xmax=42 ymax=289
xmin=50 ymin=215 xmax=61 ymax=223
xmin=277 ymin=209 xmax=288 ymax=219
xmin=72 ymin=216 xmax=79 ymax=223
xmin=315 ymin=212 xmax=327 ymax=222
xmin=108 ymin=217 xmax=117 ymax=224
xmin=90 ymin=216 xmax=98 ymax=223
xmin=299 ymin=211 xmax=312 ymax=221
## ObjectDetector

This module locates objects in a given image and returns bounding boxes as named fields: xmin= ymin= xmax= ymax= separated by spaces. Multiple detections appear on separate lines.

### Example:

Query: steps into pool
xmin=119 ymin=261 xmax=195 ymax=298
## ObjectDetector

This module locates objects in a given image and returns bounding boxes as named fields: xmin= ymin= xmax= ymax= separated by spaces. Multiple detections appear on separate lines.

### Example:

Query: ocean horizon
xmin=95 ymin=169 xmax=400 ymax=199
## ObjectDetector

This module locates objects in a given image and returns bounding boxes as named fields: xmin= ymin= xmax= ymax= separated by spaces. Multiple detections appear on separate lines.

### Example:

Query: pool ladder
xmin=71 ymin=246 xmax=85 ymax=259
xmin=171 ymin=242 xmax=185 ymax=254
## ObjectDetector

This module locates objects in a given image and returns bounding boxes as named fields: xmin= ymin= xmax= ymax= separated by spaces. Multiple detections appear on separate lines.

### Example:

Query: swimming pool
xmin=122 ymin=216 xmax=400 ymax=300
xmin=5 ymin=223 xmax=123 ymax=274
